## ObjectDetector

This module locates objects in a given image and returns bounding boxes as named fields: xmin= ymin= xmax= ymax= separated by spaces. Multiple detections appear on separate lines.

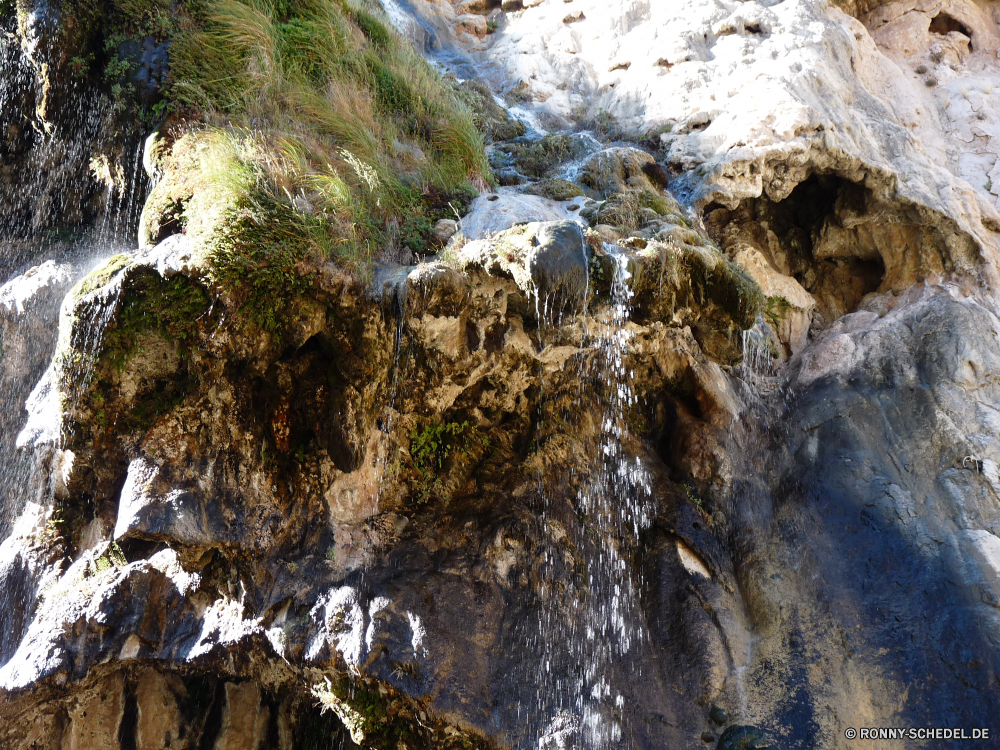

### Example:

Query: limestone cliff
xmin=1 ymin=1 xmax=999 ymax=750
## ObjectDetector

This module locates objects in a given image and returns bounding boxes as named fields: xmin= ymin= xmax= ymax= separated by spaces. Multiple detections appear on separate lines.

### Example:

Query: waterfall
xmin=0 ymin=16 xmax=154 ymax=672
xmin=527 ymin=248 xmax=652 ymax=750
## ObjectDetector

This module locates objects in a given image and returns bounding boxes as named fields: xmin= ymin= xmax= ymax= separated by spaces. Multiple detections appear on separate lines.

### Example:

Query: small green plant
xmin=684 ymin=484 xmax=703 ymax=508
xmin=409 ymin=419 xmax=488 ymax=502
xmin=410 ymin=420 xmax=471 ymax=471
xmin=589 ymin=254 xmax=606 ymax=283
xmin=69 ymin=54 xmax=94 ymax=79
xmin=286 ymin=561 xmax=299 ymax=574
xmin=986 ymin=179 xmax=993 ymax=192
xmin=88 ymin=542 xmax=127 ymax=577
xmin=312 ymin=678 xmax=369 ymax=744
xmin=36 ymin=517 xmax=65 ymax=546
xmin=763 ymin=294 xmax=792 ymax=330
xmin=486 ymin=18 xmax=499 ymax=34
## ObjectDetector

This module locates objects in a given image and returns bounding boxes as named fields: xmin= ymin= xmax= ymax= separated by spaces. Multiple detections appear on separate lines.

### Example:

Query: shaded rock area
xmin=0 ymin=210 xmax=768 ymax=748
xmin=0 ymin=0 xmax=160 ymax=276
xmin=4 ymin=0 xmax=1000 ymax=749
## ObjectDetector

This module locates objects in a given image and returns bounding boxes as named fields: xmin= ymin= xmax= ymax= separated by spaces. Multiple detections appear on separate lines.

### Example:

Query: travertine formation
xmin=2 ymin=1 xmax=1000 ymax=749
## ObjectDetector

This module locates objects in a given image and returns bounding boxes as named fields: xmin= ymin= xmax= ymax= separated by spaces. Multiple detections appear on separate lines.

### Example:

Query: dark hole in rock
xmin=194 ymin=681 xmax=227 ymax=750
xmin=117 ymin=537 xmax=166 ymax=562
xmin=744 ymin=23 xmax=763 ymax=34
xmin=118 ymin=684 xmax=139 ymax=750
xmin=465 ymin=319 xmax=481 ymax=352
xmin=929 ymin=12 xmax=973 ymax=48
xmin=483 ymin=321 xmax=507 ymax=353
xmin=642 ymin=161 xmax=670 ymax=189
xmin=261 ymin=334 xmax=360 ymax=473
xmin=704 ymin=174 xmax=888 ymax=331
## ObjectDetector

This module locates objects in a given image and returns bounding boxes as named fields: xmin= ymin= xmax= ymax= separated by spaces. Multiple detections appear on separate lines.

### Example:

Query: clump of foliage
xmin=593 ymin=189 xmax=673 ymax=232
xmin=491 ymin=134 xmax=591 ymax=178
xmin=82 ymin=267 xmax=211 ymax=434
xmin=138 ymin=0 xmax=494 ymax=331
xmin=409 ymin=419 xmax=488 ymax=502
xmin=410 ymin=420 xmax=473 ymax=472
xmin=763 ymin=294 xmax=792 ymax=330
xmin=101 ymin=269 xmax=211 ymax=371
xmin=452 ymin=78 xmax=526 ymax=142
xmin=525 ymin=178 xmax=585 ymax=202
xmin=165 ymin=0 xmax=491 ymax=250
xmin=311 ymin=676 xmax=493 ymax=749
xmin=59 ymin=0 xmax=178 ymax=112
xmin=87 ymin=541 xmax=128 ymax=576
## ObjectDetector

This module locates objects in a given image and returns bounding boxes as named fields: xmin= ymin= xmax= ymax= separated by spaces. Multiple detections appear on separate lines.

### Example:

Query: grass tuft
xmin=144 ymin=0 xmax=494 ymax=331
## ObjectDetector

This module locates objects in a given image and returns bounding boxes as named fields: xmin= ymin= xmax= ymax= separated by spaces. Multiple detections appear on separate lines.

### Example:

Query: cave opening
xmin=704 ymin=173 xmax=887 ymax=331
xmin=929 ymin=12 xmax=973 ymax=44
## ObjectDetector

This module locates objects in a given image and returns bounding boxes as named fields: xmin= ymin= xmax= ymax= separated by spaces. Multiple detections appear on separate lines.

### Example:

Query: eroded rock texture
xmin=2 ymin=1 xmax=1000 ymax=750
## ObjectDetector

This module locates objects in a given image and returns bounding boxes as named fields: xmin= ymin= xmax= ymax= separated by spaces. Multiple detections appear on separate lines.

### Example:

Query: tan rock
xmin=136 ymin=670 xmax=187 ymax=750
xmin=578 ymin=148 xmax=656 ymax=195
xmin=455 ymin=13 xmax=488 ymax=37
xmin=733 ymin=246 xmax=815 ymax=354
xmin=434 ymin=218 xmax=460 ymax=243
xmin=593 ymin=224 xmax=623 ymax=243
xmin=213 ymin=683 xmax=269 ymax=750
xmin=60 ymin=673 xmax=124 ymax=750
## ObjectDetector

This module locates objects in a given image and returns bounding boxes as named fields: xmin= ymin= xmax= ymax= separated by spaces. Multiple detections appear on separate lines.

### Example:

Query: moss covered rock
xmin=489 ymin=134 xmax=594 ymax=179
xmin=524 ymin=178 xmax=587 ymax=201
xmin=454 ymin=79 xmax=527 ymax=142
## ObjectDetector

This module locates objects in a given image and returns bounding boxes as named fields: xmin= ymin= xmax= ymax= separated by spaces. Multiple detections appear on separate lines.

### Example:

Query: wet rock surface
xmin=2 ymin=0 xmax=1000 ymax=749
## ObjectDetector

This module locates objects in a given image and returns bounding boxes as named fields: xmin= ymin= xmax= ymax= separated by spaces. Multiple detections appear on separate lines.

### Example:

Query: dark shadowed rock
xmin=528 ymin=220 xmax=590 ymax=304
xmin=717 ymin=725 xmax=780 ymax=750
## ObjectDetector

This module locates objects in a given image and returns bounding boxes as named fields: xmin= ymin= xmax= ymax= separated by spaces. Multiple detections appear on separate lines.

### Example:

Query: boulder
xmin=528 ymin=220 xmax=590 ymax=304
xmin=579 ymin=147 xmax=659 ymax=196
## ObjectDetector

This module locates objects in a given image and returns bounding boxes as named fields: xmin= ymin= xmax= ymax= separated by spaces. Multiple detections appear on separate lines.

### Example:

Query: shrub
xmin=148 ymin=0 xmax=494 ymax=327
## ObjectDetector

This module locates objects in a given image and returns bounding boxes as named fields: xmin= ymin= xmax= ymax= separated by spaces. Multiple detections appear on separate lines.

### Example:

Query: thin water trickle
xmin=0 ymin=52 xmax=151 ymax=555
xmin=526 ymin=247 xmax=654 ymax=749
xmin=370 ymin=266 xmax=419 ymax=515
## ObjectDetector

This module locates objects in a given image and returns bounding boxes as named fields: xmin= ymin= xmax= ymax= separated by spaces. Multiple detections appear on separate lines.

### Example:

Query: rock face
xmin=3 ymin=1 xmax=1000 ymax=749
xmin=0 ymin=0 xmax=159 ymax=276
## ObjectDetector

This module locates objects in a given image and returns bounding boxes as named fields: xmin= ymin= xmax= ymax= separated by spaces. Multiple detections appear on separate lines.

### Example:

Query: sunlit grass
xmin=143 ymin=0 xmax=492 ymax=332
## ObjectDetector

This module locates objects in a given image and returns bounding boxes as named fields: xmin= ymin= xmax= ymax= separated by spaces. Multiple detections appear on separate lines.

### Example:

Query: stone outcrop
xmin=3 ymin=0 xmax=1000 ymax=749
xmin=0 ymin=212 xmax=765 ymax=748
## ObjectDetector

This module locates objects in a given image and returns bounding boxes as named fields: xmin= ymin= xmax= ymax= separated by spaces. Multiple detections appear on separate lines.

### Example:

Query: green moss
xmin=634 ymin=188 xmax=672 ymax=215
xmin=209 ymin=195 xmax=318 ymax=334
xmin=525 ymin=179 xmax=585 ymax=201
xmin=679 ymin=248 xmax=764 ymax=330
xmin=74 ymin=255 xmax=131 ymax=299
xmin=452 ymin=79 xmax=527 ymax=142
xmin=101 ymin=270 xmax=210 ymax=372
xmin=493 ymin=134 xmax=590 ymax=178
xmin=711 ymin=259 xmax=765 ymax=329
xmin=77 ymin=269 xmax=212 ymax=434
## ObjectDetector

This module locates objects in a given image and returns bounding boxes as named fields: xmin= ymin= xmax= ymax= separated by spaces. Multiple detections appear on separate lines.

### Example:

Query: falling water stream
xmin=0 ymin=0 xmax=781 ymax=739
xmin=515 ymin=249 xmax=655 ymax=749
xmin=0 ymin=23 xmax=154 ymax=671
